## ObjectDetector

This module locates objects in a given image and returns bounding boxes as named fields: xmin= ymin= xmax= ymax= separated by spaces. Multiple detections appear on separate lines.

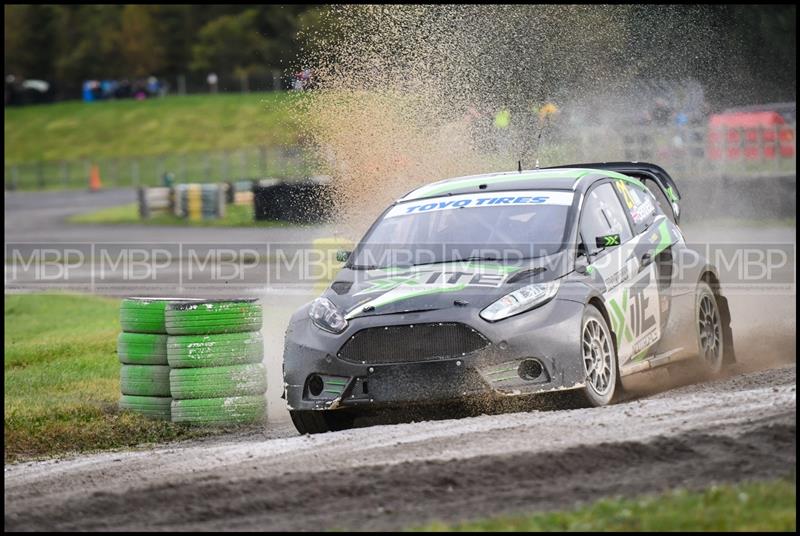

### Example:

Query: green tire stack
xmin=118 ymin=298 xmax=188 ymax=420
xmin=166 ymin=299 xmax=266 ymax=425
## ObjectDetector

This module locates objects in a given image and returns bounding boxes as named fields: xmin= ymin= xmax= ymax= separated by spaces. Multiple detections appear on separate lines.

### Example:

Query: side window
xmin=614 ymin=179 xmax=658 ymax=233
xmin=642 ymin=180 xmax=676 ymax=225
xmin=580 ymin=183 xmax=633 ymax=256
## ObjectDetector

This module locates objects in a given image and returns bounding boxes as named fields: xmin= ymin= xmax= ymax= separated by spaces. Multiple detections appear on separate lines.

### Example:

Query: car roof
xmin=399 ymin=167 xmax=643 ymax=202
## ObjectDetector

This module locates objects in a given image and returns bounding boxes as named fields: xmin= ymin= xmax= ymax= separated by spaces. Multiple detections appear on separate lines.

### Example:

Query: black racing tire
xmin=119 ymin=395 xmax=172 ymax=420
xmin=167 ymin=332 xmax=263 ymax=368
xmin=165 ymin=300 xmax=262 ymax=335
xmin=119 ymin=297 xmax=197 ymax=334
xmin=289 ymin=410 xmax=356 ymax=435
xmin=577 ymin=305 xmax=619 ymax=407
xmin=694 ymin=281 xmax=725 ymax=375
xmin=169 ymin=364 xmax=266 ymax=400
xmin=120 ymin=365 xmax=171 ymax=397
xmin=117 ymin=333 xmax=169 ymax=365
xmin=171 ymin=396 xmax=266 ymax=425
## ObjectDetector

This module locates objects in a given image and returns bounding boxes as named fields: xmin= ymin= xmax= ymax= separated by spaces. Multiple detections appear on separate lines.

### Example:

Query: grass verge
xmin=416 ymin=477 xmax=796 ymax=532
xmin=67 ymin=202 xmax=293 ymax=227
xmin=4 ymin=92 xmax=299 ymax=165
xmin=4 ymin=293 xmax=232 ymax=463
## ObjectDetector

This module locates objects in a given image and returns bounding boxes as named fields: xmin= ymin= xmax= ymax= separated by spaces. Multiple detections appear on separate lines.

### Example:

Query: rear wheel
xmin=290 ymin=410 xmax=355 ymax=434
xmin=578 ymin=305 xmax=619 ymax=407
xmin=694 ymin=281 xmax=724 ymax=374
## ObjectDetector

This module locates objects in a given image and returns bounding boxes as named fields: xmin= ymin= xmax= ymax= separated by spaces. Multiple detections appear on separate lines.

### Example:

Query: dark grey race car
xmin=283 ymin=162 xmax=735 ymax=434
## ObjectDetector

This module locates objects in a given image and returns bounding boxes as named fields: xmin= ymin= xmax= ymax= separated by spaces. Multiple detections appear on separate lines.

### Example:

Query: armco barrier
xmin=173 ymin=183 xmax=226 ymax=220
xmin=137 ymin=186 xmax=173 ymax=218
xmin=226 ymin=180 xmax=255 ymax=206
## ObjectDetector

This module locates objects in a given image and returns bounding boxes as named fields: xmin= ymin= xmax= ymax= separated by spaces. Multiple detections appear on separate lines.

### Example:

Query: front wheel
xmin=694 ymin=281 xmax=724 ymax=374
xmin=290 ymin=409 xmax=356 ymax=435
xmin=578 ymin=305 xmax=619 ymax=407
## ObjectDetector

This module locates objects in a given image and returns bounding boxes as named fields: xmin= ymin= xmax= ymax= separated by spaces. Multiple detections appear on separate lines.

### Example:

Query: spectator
xmin=494 ymin=108 xmax=511 ymax=129
xmin=132 ymin=79 xmax=147 ymax=100
xmin=207 ymin=72 xmax=219 ymax=93
xmin=115 ymin=79 xmax=132 ymax=99
xmin=5 ymin=75 xmax=21 ymax=106
xmin=146 ymin=76 xmax=160 ymax=96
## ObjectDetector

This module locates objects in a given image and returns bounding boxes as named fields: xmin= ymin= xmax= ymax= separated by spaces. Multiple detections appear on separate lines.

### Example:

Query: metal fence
xmin=543 ymin=123 xmax=796 ymax=180
xmin=4 ymin=123 xmax=795 ymax=191
xmin=4 ymin=146 xmax=312 ymax=191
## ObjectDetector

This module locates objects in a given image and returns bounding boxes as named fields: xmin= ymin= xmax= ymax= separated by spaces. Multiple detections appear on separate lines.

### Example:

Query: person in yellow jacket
xmin=494 ymin=107 xmax=512 ymax=155
xmin=494 ymin=107 xmax=511 ymax=129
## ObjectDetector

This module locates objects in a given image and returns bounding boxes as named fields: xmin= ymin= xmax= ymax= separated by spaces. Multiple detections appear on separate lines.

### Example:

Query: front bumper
xmin=283 ymin=298 xmax=586 ymax=411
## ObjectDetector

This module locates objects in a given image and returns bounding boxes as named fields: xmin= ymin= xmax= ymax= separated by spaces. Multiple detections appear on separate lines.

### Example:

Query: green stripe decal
xmin=492 ymin=375 xmax=518 ymax=382
xmin=609 ymin=289 xmax=633 ymax=347
xmin=487 ymin=367 xmax=518 ymax=375
xmin=374 ymin=261 xmax=520 ymax=276
xmin=665 ymin=186 xmax=679 ymax=202
xmin=653 ymin=220 xmax=673 ymax=255
xmin=403 ymin=168 xmax=645 ymax=201
xmin=404 ymin=169 xmax=589 ymax=199
xmin=584 ymin=170 xmax=647 ymax=189
xmin=347 ymin=283 xmax=468 ymax=319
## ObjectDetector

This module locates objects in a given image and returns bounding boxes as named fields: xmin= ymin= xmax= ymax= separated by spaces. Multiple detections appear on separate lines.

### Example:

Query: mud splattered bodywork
xmin=283 ymin=163 xmax=735 ymax=422
xmin=284 ymin=293 xmax=587 ymax=411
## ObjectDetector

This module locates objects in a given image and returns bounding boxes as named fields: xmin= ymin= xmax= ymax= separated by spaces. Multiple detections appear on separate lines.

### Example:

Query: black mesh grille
xmin=337 ymin=323 xmax=489 ymax=365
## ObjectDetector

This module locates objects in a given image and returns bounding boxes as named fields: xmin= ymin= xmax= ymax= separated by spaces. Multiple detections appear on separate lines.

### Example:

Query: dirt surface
xmin=4 ymin=190 xmax=796 ymax=530
xmin=4 ymin=365 xmax=795 ymax=531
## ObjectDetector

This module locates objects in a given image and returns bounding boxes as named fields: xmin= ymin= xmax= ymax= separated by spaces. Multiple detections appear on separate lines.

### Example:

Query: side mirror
xmin=575 ymin=254 xmax=590 ymax=275
xmin=335 ymin=249 xmax=351 ymax=263
xmin=575 ymin=243 xmax=590 ymax=274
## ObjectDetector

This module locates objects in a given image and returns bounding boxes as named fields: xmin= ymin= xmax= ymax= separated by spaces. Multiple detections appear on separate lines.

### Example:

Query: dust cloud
xmin=290 ymin=5 xmax=795 ymax=382
xmin=292 ymin=4 xmax=763 ymax=232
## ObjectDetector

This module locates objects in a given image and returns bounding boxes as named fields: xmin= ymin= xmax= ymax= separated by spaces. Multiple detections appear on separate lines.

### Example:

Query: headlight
xmin=309 ymin=297 xmax=348 ymax=333
xmin=480 ymin=280 xmax=560 ymax=322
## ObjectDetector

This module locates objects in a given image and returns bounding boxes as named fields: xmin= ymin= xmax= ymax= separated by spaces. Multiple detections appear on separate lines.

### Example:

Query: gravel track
xmin=4 ymin=365 xmax=795 ymax=531
xmin=4 ymin=189 xmax=796 ymax=530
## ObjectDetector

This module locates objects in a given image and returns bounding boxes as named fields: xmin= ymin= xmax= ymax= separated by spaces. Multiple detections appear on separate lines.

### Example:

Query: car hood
xmin=324 ymin=254 xmax=569 ymax=320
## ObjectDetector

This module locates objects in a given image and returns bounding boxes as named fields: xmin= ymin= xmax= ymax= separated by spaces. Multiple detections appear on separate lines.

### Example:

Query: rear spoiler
xmin=546 ymin=161 xmax=682 ymax=223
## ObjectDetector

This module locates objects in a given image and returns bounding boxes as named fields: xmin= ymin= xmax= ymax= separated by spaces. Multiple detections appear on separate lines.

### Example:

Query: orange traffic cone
xmin=89 ymin=164 xmax=102 ymax=192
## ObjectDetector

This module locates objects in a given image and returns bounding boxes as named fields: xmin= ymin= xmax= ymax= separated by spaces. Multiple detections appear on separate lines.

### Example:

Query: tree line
xmin=3 ymin=5 xmax=795 ymax=106
xmin=4 ymin=5 xmax=323 ymax=98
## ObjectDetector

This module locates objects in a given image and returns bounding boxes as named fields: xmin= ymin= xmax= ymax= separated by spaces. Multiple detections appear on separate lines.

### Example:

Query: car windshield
xmin=350 ymin=190 xmax=573 ymax=269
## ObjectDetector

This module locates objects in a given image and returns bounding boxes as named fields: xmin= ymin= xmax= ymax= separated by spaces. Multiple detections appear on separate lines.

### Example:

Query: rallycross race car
xmin=283 ymin=162 xmax=736 ymax=434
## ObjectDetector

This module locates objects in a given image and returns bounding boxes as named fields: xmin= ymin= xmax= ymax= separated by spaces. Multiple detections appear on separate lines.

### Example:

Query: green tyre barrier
xmin=119 ymin=395 xmax=172 ymax=420
xmin=120 ymin=297 xmax=171 ymax=333
xmin=171 ymin=396 xmax=266 ymax=425
xmin=170 ymin=364 xmax=267 ymax=400
xmin=117 ymin=333 xmax=169 ymax=365
xmin=167 ymin=332 xmax=264 ymax=368
xmin=165 ymin=300 xmax=262 ymax=335
xmin=120 ymin=365 xmax=171 ymax=397
xmin=120 ymin=297 xmax=201 ymax=333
